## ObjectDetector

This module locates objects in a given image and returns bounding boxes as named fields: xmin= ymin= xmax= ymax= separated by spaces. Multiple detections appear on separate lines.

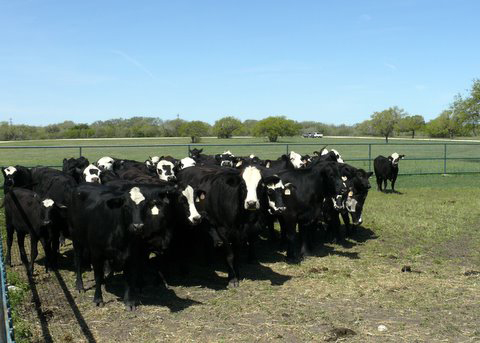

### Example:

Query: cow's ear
xmin=400 ymin=154 xmax=405 ymax=159
xmin=1 ymin=167 xmax=5 ymax=176
xmin=367 ymin=171 xmax=374 ymax=178
xmin=284 ymin=182 xmax=295 ymax=195
xmin=198 ymin=148 xmax=203 ymax=154
xmin=235 ymin=160 xmax=243 ymax=168
xmin=388 ymin=156 xmax=393 ymax=161
xmin=106 ymin=197 xmax=124 ymax=209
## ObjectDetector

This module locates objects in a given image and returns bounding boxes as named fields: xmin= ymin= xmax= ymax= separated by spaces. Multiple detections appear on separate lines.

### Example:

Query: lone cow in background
xmin=373 ymin=153 xmax=405 ymax=192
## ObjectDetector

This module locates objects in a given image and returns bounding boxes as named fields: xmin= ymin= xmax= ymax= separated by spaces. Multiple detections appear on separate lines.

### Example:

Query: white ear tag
xmin=341 ymin=176 xmax=348 ymax=181
xmin=195 ymin=196 xmax=200 ymax=203
xmin=151 ymin=206 xmax=159 ymax=215
xmin=200 ymin=193 xmax=206 ymax=200
xmin=285 ymin=189 xmax=291 ymax=195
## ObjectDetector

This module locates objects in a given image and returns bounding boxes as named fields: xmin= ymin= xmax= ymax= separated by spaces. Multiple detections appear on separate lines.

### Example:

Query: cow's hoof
xmin=125 ymin=303 xmax=137 ymax=311
xmin=228 ymin=279 xmax=239 ymax=288
xmin=285 ymin=256 xmax=300 ymax=264
xmin=94 ymin=300 xmax=104 ymax=307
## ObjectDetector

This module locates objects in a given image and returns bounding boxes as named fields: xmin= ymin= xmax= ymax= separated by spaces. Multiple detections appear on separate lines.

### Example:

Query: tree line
xmin=1 ymin=79 xmax=479 ymax=142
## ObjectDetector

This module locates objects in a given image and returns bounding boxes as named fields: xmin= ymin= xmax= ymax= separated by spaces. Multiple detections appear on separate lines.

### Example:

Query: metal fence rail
xmin=0 ymin=234 xmax=15 ymax=342
xmin=1 ymin=142 xmax=479 ymax=175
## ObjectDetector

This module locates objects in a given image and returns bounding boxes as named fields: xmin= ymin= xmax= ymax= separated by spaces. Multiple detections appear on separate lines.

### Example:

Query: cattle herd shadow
xmin=10 ymin=224 xmax=377 ymax=342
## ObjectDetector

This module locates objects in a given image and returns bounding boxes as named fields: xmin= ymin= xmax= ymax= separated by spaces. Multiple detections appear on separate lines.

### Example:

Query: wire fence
xmin=0 ymin=142 xmax=479 ymax=175
xmin=0 ymin=234 xmax=15 ymax=342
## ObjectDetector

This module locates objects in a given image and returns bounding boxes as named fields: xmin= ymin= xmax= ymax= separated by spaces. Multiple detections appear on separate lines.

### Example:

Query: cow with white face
xmin=216 ymin=150 xmax=236 ymax=167
xmin=82 ymin=164 xmax=102 ymax=184
xmin=242 ymin=166 xmax=263 ymax=210
xmin=157 ymin=159 xmax=176 ymax=181
xmin=330 ymin=149 xmax=344 ymax=163
xmin=97 ymin=157 xmax=115 ymax=171
xmin=374 ymin=152 xmax=405 ymax=192
xmin=264 ymin=176 xmax=287 ymax=214
xmin=289 ymin=151 xmax=306 ymax=169
xmin=180 ymin=185 xmax=202 ymax=224
xmin=179 ymin=157 xmax=196 ymax=170
xmin=145 ymin=156 xmax=161 ymax=173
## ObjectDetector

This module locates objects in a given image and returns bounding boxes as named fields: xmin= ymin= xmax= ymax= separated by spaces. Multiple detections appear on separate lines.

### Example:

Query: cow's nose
xmin=167 ymin=175 xmax=176 ymax=181
xmin=192 ymin=215 xmax=202 ymax=225
xmin=246 ymin=200 xmax=257 ymax=210
xmin=43 ymin=220 xmax=51 ymax=225
xmin=132 ymin=223 xmax=144 ymax=231
xmin=276 ymin=207 xmax=286 ymax=214
xmin=92 ymin=177 xmax=100 ymax=183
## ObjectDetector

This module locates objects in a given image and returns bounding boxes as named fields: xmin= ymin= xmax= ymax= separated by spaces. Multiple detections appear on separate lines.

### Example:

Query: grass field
xmin=1 ymin=173 xmax=480 ymax=342
xmin=1 ymin=136 xmax=480 ymax=175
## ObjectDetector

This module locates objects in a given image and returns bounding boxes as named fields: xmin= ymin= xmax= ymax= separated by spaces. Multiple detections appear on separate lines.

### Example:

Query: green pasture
xmin=0 ymin=136 xmax=479 ymax=175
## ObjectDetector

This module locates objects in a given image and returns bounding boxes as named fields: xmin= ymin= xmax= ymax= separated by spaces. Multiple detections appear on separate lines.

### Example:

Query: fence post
xmin=187 ymin=144 xmax=190 ymax=156
xmin=79 ymin=146 xmax=82 ymax=157
xmin=368 ymin=144 xmax=372 ymax=172
xmin=444 ymin=144 xmax=447 ymax=174
xmin=286 ymin=144 xmax=289 ymax=155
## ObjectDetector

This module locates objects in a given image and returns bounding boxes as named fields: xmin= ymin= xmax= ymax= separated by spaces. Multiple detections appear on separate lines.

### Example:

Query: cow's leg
xmin=73 ymin=243 xmax=85 ymax=292
xmin=341 ymin=212 xmax=355 ymax=236
xmin=282 ymin=217 xmax=297 ymax=262
xmin=391 ymin=176 xmax=397 ymax=192
xmin=39 ymin=237 xmax=51 ymax=272
xmin=247 ymin=230 xmax=258 ymax=264
xmin=220 ymin=232 xmax=239 ymax=288
xmin=329 ymin=213 xmax=343 ymax=243
xmin=376 ymin=177 xmax=382 ymax=191
xmin=17 ymin=232 xmax=29 ymax=270
xmin=123 ymin=258 xmax=137 ymax=311
xmin=299 ymin=223 xmax=314 ymax=257
xmin=29 ymin=235 xmax=39 ymax=275
xmin=49 ymin=225 xmax=60 ymax=270
xmin=383 ymin=179 xmax=388 ymax=192
xmin=92 ymin=258 xmax=105 ymax=307
xmin=5 ymin=222 xmax=14 ymax=267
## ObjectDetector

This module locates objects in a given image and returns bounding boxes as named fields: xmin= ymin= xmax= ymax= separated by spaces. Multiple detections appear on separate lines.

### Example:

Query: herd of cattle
xmin=1 ymin=148 xmax=404 ymax=310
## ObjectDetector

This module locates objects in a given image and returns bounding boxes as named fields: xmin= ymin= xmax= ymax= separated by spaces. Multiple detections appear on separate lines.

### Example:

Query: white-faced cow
xmin=374 ymin=152 xmax=405 ymax=192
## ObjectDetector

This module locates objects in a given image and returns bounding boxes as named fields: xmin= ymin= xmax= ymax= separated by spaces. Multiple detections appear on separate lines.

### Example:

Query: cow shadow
xmin=103 ymin=274 xmax=202 ymax=313
xmin=382 ymin=189 xmax=403 ymax=195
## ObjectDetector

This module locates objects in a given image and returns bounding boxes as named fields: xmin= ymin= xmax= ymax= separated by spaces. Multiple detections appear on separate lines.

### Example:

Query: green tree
xmin=370 ymin=106 xmax=406 ymax=143
xmin=397 ymin=115 xmax=425 ymax=138
xmin=425 ymin=110 xmax=464 ymax=138
xmin=179 ymin=121 xmax=211 ymax=143
xmin=457 ymin=80 xmax=480 ymax=136
xmin=253 ymin=116 xmax=300 ymax=142
xmin=213 ymin=116 xmax=242 ymax=138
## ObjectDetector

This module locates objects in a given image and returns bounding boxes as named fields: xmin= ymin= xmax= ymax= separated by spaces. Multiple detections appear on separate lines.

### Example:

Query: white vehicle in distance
xmin=312 ymin=132 xmax=323 ymax=138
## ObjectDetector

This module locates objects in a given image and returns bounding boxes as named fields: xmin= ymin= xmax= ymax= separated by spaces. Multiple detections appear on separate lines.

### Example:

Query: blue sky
xmin=1 ymin=0 xmax=479 ymax=126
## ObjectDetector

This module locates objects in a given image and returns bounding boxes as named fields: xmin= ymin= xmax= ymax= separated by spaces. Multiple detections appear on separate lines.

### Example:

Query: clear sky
xmin=1 ymin=0 xmax=479 ymax=126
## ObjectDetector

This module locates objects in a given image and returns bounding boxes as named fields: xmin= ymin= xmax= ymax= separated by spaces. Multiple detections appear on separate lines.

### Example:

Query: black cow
xmin=374 ymin=153 xmax=405 ymax=192
xmin=69 ymin=183 xmax=176 ymax=310
xmin=188 ymin=148 xmax=217 ymax=166
xmin=3 ymin=188 xmax=56 ymax=273
xmin=2 ymin=165 xmax=33 ymax=194
xmin=62 ymin=157 xmax=90 ymax=183
xmin=275 ymin=160 xmax=346 ymax=260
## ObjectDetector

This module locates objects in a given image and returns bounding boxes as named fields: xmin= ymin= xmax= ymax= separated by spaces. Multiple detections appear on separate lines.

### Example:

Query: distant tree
xmin=425 ymin=110 xmax=464 ymax=138
xmin=163 ymin=118 xmax=186 ymax=137
xmin=397 ymin=115 xmax=425 ymax=138
xmin=456 ymin=80 xmax=480 ymax=136
xmin=370 ymin=106 xmax=406 ymax=143
xmin=238 ymin=119 xmax=258 ymax=136
xmin=253 ymin=116 xmax=300 ymax=142
xmin=213 ymin=116 xmax=243 ymax=138
xmin=355 ymin=120 xmax=374 ymax=136
xmin=179 ymin=121 xmax=211 ymax=143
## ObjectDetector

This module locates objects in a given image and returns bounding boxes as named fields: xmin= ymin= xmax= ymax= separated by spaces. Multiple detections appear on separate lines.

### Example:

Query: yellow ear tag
xmin=348 ymin=191 xmax=353 ymax=197
xmin=285 ymin=189 xmax=291 ymax=195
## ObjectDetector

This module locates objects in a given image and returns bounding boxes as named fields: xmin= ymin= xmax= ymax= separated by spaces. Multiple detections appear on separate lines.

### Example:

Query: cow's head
xmin=241 ymin=166 xmax=262 ymax=210
xmin=108 ymin=186 xmax=147 ymax=235
xmin=145 ymin=156 xmax=160 ymax=172
xmin=179 ymin=157 xmax=196 ymax=170
xmin=263 ymin=175 xmax=286 ymax=214
xmin=331 ymin=149 xmax=344 ymax=163
xmin=82 ymin=164 xmax=102 ymax=183
xmin=289 ymin=151 xmax=306 ymax=169
xmin=389 ymin=153 xmax=405 ymax=166
xmin=156 ymin=160 xmax=176 ymax=181
xmin=2 ymin=166 xmax=17 ymax=189
xmin=216 ymin=150 xmax=235 ymax=167
xmin=320 ymin=162 xmax=346 ymax=210
xmin=40 ymin=198 xmax=56 ymax=226
xmin=179 ymin=185 xmax=203 ymax=225
xmin=96 ymin=156 xmax=114 ymax=171
xmin=189 ymin=148 xmax=203 ymax=160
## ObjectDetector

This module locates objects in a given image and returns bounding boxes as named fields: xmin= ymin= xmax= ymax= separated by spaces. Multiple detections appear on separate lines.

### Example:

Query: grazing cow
xmin=69 ymin=183 xmax=176 ymax=310
xmin=374 ymin=153 xmax=405 ymax=192
xmin=276 ymin=160 xmax=346 ymax=259
xmin=63 ymin=157 xmax=90 ymax=183
xmin=3 ymin=188 xmax=56 ymax=273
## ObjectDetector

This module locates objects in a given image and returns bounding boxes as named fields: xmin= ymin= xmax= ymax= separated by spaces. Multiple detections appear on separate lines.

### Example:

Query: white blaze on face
xmin=83 ymin=164 xmax=102 ymax=183
xmin=242 ymin=166 xmax=262 ymax=210
xmin=391 ymin=152 xmax=400 ymax=165
xmin=180 ymin=157 xmax=196 ymax=169
xmin=249 ymin=154 xmax=255 ymax=159
xmin=320 ymin=148 xmax=328 ymax=156
xmin=151 ymin=156 xmax=160 ymax=164
xmin=157 ymin=160 xmax=175 ymax=181
xmin=181 ymin=185 xmax=201 ymax=223
xmin=129 ymin=187 xmax=145 ymax=205
xmin=267 ymin=180 xmax=284 ymax=211
xmin=4 ymin=166 xmax=17 ymax=176
xmin=42 ymin=198 xmax=54 ymax=208
xmin=331 ymin=149 xmax=344 ymax=163
xmin=223 ymin=150 xmax=234 ymax=156
xmin=97 ymin=157 xmax=114 ymax=171
xmin=151 ymin=205 xmax=159 ymax=216
xmin=289 ymin=151 xmax=304 ymax=169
